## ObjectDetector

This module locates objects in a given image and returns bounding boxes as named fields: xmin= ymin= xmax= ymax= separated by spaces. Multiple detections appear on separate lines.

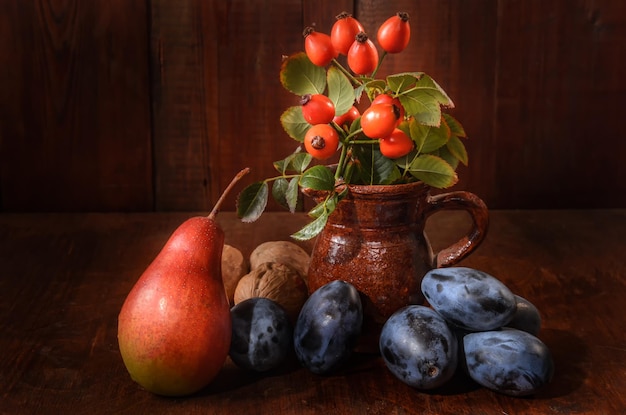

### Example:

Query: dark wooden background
xmin=2 ymin=0 xmax=625 ymax=213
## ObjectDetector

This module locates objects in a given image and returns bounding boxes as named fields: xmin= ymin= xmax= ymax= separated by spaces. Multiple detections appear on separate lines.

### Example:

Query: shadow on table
xmin=533 ymin=328 xmax=588 ymax=399
xmin=190 ymin=328 xmax=587 ymax=400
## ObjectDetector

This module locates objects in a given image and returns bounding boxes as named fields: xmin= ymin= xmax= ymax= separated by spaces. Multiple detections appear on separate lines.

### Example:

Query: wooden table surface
xmin=1 ymin=210 xmax=625 ymax=414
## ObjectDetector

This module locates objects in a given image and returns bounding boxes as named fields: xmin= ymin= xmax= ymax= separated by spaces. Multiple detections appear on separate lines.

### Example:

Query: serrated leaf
xmin=327 ymin=67 xmax=354 ymax=117
xmin=280 ymin=52 xmax=326 ymax=95
xmin=443 ymin=113 xmax=466 ymax=137
xmin=307 ymin=200 xmax=326 ymax=219
xmin=387 ymin=72 xmax=422 ymax=94
xmin=271 ymin=177 xmax=289 ymax=209
xmin=289 ymin=152 xmax=313 ymax=173
xmin=398 ymin=92 xmax=442 ymax=127
xmin=357 ymin=79 xmax=386 ymax=103
xmin=409 ymin=119 xmax=450 ymax=153
xmin=286 ymin=177 xmax=300 ymax=213
xmin=446 ymin=135 xmax=469 ymax=166
xmin=406 ymin=154 xmax=458 ymax=188
xmin=428 ymin=119 xmax=451 ymax=152
xmin=299 ymin=165 xmax=335 ymax=190
xmin=291 ymin=210 xmax=329 ymax=241
xmin=438 ymin=146 xmax=460 ymax=170
xmin=280 ymin=106 xmax=310 ymax=142
xmin=353 ymin=145 xmax=398 ymax=185
xmin=274 ymin=152 xmax=296 ymax=175
xmin=408 ymin=118 xmax=426 ymax=151
xmin=237 ymin=181 xmax=269 ymax=222
xmin=414 ymin=74 xmax=454 ymax=108
xmin=308 ymin=193 xmax=338 ymax=219
xmin=275 ymin=150 xmax=313 ymax=174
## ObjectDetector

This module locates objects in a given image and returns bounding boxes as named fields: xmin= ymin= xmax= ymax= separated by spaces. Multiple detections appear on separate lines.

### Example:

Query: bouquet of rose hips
xmin=238 ymin=11 xmax=469 ymax=240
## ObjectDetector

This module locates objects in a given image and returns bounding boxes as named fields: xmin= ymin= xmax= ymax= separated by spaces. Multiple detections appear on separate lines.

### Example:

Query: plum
xmin=463 ymin=328 xmax=554 ymax=396
xmin=229 ymin=297 xmax=293 ymax=372
xmin=293 ymin=280 xmax=362 ymax=374
xmin=506 ymin=294 xmax=542 ymax=335
xmin=379 ymin=305 xmax=458 ymax=389
xmin=421 ymin=267 xmax=516 ymax=331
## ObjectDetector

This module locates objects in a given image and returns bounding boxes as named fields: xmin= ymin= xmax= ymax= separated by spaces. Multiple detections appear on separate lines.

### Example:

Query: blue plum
xmin=506 ymin=295 xmax=542 ymax=335
xmin=229 ymin=297 xmax=293 ymax=372
xmin=463 ymin=328 xmax=554 ymax=396
xmin=421 ymin=267 xmax=516 ymax=331
xmin=293 ymin=280 xmax=362 ymax=374
xmin=379 ymin=305 xmax=458 ymax=389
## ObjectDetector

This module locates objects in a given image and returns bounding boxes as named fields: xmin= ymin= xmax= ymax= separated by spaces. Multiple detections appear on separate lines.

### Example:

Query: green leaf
xmin=280 ymin=52 xmax=326 ymax=95
xmin=426 ymin=119 xmax=451 ymax=152
xmin=299 ymin=165 xmax=335 ymax=190
xmin=274 ymin=150 xmax=313 ymax=174
xmin=405 ymin=154 xmax=458 ymax=188
xmin=409 ymin=118 xmax=450 ymax=153
xmin=398 ymin=92 xmax=441 ymax=127
xmin=290 ymin=151 xmax=313 ymax=173
xmin=443 ymin=113 xmax=466 ymax=138
xmin=280 ymin=106 xmax=310 ymax=142
xmin=291 ymin=210 xmax=329 ymax=241
xmin=446 ymin=135 xmax=469 ymax=166
xmin=286 ymin=177 xmax=300 ymax=213
xmin=308 ymin=193 xmax=338 ymax=219
xmin=327 ymin=66 xmax=354 ymax=117
xmin=271 ymin=177 xmax=289 ymax=209
xmin=438 ymin=146 xmax=460 ymax=170
xmin=414 ymin=74 xmax=454 ymax=107
xmin=408 ymin=118 xmax=426 ymax=151
xmin=349 ymin=115 xmax=362 ymax=135
xmin=387 ymin=72 xmax=422 ymax=94
xmin=237 ymin=181 xmax=269 ymax=222
xmin=307 ymin=200 xmax=326 ymax=219
xmin=353 ymin=145 xmax=398 ymax=185
xmin=356 ymin=79 xmax=386 ymax=103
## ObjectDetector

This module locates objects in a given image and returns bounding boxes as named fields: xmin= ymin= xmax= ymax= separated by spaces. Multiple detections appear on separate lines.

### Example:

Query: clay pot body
xmin=305 ymin=181 xmax=489 ymax=352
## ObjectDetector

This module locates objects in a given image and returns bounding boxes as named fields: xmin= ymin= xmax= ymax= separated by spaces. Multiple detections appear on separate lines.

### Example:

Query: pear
xmin=118 ymin=168 xmax=250 ymax=396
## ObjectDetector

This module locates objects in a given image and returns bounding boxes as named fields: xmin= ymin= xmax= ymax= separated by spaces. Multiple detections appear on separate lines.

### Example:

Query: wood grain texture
xmin=1 ymin=1 xmax=625 ymax=212
xmin=0 ymin=0 xmax=152 ymax=212
xmin=150 ymin=0 xmax=219 ymax=211
xmin=493 ymin=0 xmax=626 ymax=208
xmin=211 ymin=0 xmax=305 ymax=211
xmin=0 ymin=210 xmax=625 ymax=413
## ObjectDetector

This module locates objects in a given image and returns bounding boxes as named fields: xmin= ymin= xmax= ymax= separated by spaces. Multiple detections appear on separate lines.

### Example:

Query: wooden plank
xmin=149 ymin=0 xmax=219 ymax=211
xmin=1 ymin=211 xmax=626 ymax=412
xmin=0 ymin=0 xmax=152 ymax=212
xmin=493 ymin=0 xmax=626 ymax=208
xmin=211 ymin=1 xmax=308 ymax=211
xmin=303 ymin=0 xmax=355 ymax=32
xmin=150 ymin=0 xmax=310 ymax=212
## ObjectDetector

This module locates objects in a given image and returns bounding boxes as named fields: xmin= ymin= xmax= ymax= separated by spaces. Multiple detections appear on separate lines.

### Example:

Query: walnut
xmin=234 ymin=262 xmax=308 ymax=322
xmin=249 ymin=241 xmax=310 ymax=282
xmin=221 ymin=244 xmax=248 ymax=305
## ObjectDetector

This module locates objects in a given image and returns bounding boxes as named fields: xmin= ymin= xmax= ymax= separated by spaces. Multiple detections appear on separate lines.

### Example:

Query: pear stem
xmin=208 ymin=167 xmax=251 ymax=220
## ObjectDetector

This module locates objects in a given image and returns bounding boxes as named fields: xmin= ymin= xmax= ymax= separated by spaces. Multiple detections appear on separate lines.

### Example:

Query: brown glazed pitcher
xmin=303 ymin=181 xmax=489 ymax=352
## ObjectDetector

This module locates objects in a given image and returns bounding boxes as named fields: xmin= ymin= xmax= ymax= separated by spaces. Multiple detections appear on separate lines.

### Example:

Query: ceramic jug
xmin=304 ymin=181 xmax=489 ymax=351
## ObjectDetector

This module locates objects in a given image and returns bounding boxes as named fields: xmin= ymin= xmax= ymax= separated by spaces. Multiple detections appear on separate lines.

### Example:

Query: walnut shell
xmin=234 ymin=262 xmax=308 ymax=322
xmin=222 ymin=244 xmax=248 ymax=305
xmin=249 ymin=241 xmax=310 ymax=282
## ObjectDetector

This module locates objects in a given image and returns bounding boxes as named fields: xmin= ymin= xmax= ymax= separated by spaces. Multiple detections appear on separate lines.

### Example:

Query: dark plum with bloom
xmin=421 ymin=267 xmax=517 ymax=331
xmin=379 ymin=305 xmax=458 ymax=389
xmin=294 ymin=280 xmax=362 ymax=374
xmin=463 ymin=328 xmax=554 ymax=396
xmin=229 ymin=298 xmax=293 ymax=372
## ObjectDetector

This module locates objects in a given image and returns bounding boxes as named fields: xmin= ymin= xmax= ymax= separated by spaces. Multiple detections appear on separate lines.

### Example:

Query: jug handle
xmin=423 ymin=191 xmax=489 ymax=268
